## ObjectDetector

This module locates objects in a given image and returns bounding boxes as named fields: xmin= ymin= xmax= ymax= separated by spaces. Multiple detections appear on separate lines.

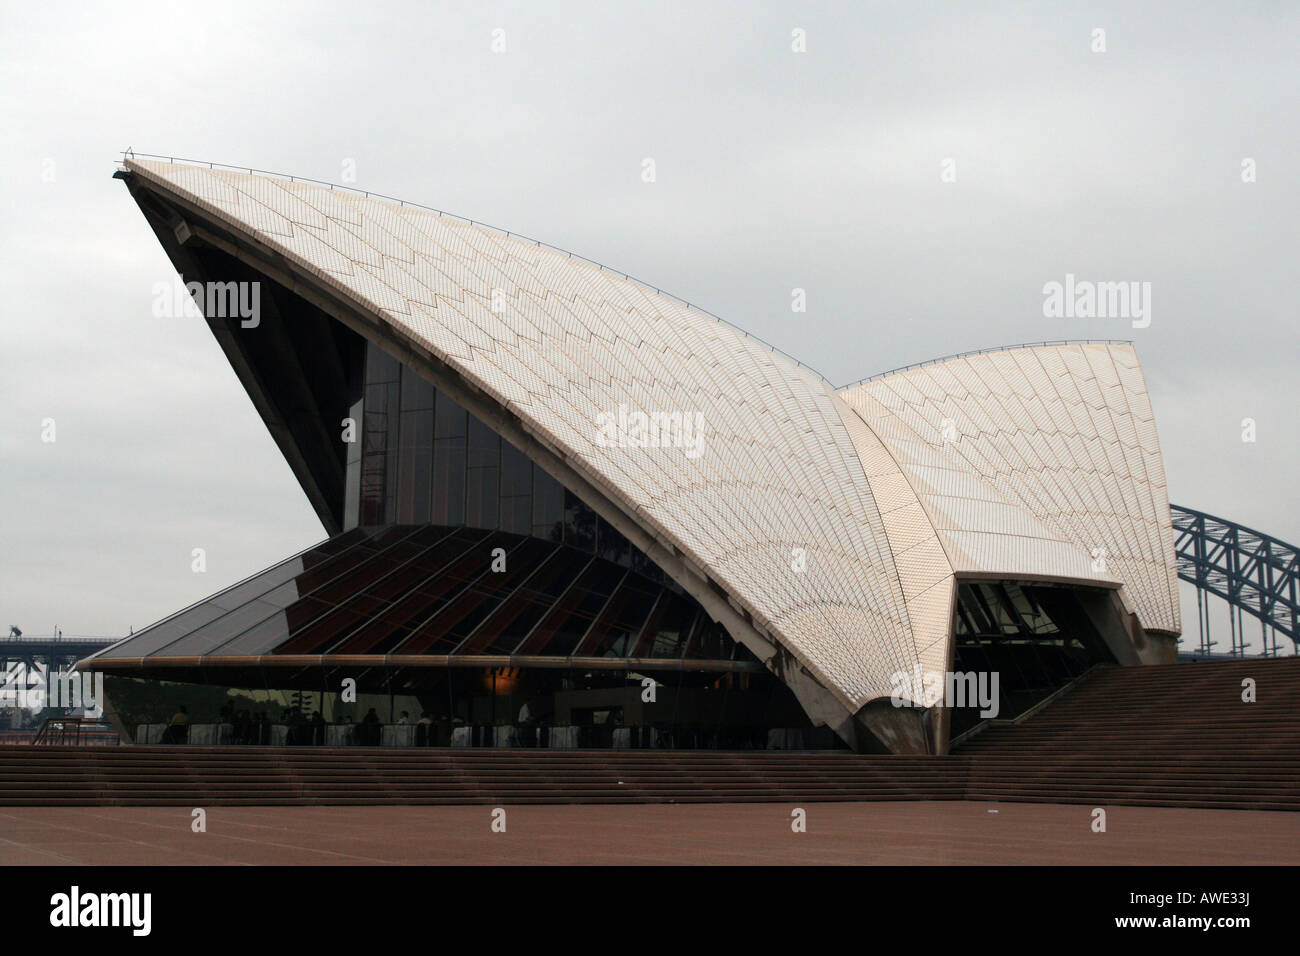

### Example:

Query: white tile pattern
xmin=127 ymin=161 xmax=1180 ymax=722
xmin=839 ymin=343 xmax=1181 ymax=635
xmin=128 ymin=159 xmax=926 ymax=710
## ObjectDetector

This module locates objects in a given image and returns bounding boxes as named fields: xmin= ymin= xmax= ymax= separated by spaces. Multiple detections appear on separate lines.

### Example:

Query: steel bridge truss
xmin=1171 ymin=504 xmax=1298 ymax=656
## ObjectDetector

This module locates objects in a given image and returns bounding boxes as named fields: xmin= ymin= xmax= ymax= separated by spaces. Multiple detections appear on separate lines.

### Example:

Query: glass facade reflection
xmin=97 ymin=341 xmax=843 ymax=749
xmin=349 ymin=342 xmax=669 ymax=585
xmin=949 ymin=580 xmax=1114 ymax=735
xmin=96 ymin=525 xmax=736 ymax=664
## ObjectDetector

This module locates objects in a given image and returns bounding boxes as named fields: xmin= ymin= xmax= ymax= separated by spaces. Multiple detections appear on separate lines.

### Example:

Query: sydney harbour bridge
xmin=1170 ymin=505 xmax=1297 ymax=657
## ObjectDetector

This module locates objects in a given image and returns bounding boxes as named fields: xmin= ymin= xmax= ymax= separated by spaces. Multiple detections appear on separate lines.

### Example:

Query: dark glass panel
xmin=363 ymin=553 xmax=490 ymax=654
xmin=165 ymin=581 xmax=302 ymax=657
xmin=467 ymin=415 xmax=499 ymax=468
xmin=630 ymin=545 xmax=670 ymax=588
xmin=214 ymin=611 xmax=295 ymax=657
xmin=520 ymin=563 xmax=626 ymax=656
xmin=465 ymin=416 xmax=500 ymax=528
xmin=359 ymin=454 xmax=386 ymax=525
xmin=400 ymin=363 xmax=434 ymax=411
xmin=361 ymin=384 xmax=393 ymax=456
xmin=327 ymin=528 xmax=485 ymax=654
xmin=531 ymin=466 xmax=564 ymax=542
xmin=434 ymin=390 xmax=467 ymax=440
xmin=398 ymin=536 xmax=544 ymax=654
xmin=466 ymin=464 xmax=500 ymax=528
xmin=631 ymin=592 xmax=665 ymax=658
xmin=276 ymin=591 xmax=393 ymax=655
xmin=103 ymin=519 xmax=762 ymax=681
xmin=500 ymin=441 xmax=532 ymax=535
xmin=302 ymin=538 xmax=420 ymax=604
xmin=207 ymin=559 xmax=307 ymax=613
xmin=410 ymin=447 xmax=432 ymax=524
xmin=292 ymin=526 xmax=412 ymax=593
xmin=500 ymin=441 xmax=531 ymax=496
xmin=251 ymin=579 xmax=305 ymax=610
xmin=365 ymin=343 xmax=400 ymax=384
xmin=298 ymin=526 xmax=372 ymax=564
xmin=596 ymin=515 xmax=632 ymax=567
xmin=431 ymin=438 xmax=466 ymax=525
xmin=396 ymin=408 xmax=432 ymax=523
xmin=269 ymin=530 xmax=432 ymax=654
xmin=361 ymin=381 xmax=397 ymax=525
xmin=454 ymin=547 xmax=580 ymax=654
xmin=383 ymin=391 xmax=400 ymax=525
xmin=95 ymin=530 xmax=384 ymax=660
xmin=645 ymin=597 xmax=696 ymax=658
xmin=343 ymin=397 xmax=363 ymax=530
xmin=154 ymin=598 xmax=287 ymax=657
xmin=491 ymin=546 xmax=591 ymax=653
xmin=94 ymin=603 xmax=228 ymax=660
xmin=499 ymin=497 xmax=528 ymax=536
xmin=686 ymin=617 xmax=733 ymax=660
xmin=278 ymin=596 xmax=336 ymax=638
xmin=578 ymin=575 xmax=658 ymax=657
xmin=563 ymin=489 xmax=596 ymax=553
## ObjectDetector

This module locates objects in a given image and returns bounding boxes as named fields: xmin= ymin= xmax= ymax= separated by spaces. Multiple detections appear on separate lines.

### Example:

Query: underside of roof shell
xmin=120 ymin=159 xmax=943 ymax=724
xmin=838 ymin=343 xmax=1181 ymax=637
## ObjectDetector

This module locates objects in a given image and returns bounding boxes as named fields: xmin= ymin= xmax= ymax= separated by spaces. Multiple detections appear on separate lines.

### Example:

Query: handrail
xmin=29 ymin=716 xmax=118 ymax=747
xmin=32 ymin=716 xmax=82 ymax=746
xmin=0 ymin=635 xmax=117 ymax=644
xmin=948 ymin=662 xmax=1110 ymax=749
xmin=838 ymin=340 xmax=1134 ymax=390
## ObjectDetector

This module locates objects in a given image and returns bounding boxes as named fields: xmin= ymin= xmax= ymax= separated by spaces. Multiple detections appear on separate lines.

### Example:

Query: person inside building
xmin=519 ymin=695 xmax=549 ymax=747
xmin=164 ymin=704 xmax=189 ymax=744
xmin=359 ymin=707 xmax=381 ymax=746
xmin=416 ymin=711 xmax=433 ymax=747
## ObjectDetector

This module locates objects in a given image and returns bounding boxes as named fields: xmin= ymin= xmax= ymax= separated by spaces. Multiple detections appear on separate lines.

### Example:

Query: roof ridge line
xmin=119 ymin=150 xmax=835 ymax=390
xmin=838 ymin=339 xmax=1136 ymax=390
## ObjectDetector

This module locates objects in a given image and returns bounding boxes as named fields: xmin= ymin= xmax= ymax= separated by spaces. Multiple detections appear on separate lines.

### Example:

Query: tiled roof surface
xmin=840 ymin=342 xmax=1180 ymax=634
xmin=125 ymin=160 xmax=1180 ymax=715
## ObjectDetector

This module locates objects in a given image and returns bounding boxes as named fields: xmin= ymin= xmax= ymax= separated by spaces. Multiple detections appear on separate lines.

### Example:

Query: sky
xmin=1 ymin=1 xmax=1295 ymax=653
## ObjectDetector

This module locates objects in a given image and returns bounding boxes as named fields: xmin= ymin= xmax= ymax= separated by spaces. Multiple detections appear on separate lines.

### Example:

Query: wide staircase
xmin=0 ymin=659 xmax=1295 ymax=809
xmin=956 ymin=657 xmax=1300 ymax=811
xmin=0 ymin=748 xmax=966 ymax=806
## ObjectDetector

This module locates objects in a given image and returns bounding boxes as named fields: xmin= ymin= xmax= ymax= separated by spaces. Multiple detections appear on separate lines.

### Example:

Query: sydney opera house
xmin=87 ymin=158 xmax=1181 ymax=756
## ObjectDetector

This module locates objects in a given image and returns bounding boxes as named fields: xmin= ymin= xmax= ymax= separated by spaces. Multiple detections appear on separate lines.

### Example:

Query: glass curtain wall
xmin=349 ymin=342 xmax=667 ymax=587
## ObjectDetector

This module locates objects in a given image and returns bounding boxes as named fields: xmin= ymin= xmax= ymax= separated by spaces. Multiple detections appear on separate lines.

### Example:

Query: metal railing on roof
xmin=118 ymin=150 xmax=832 ymax=386
xmin=836 ymin=339 xmax=1135 ymax=390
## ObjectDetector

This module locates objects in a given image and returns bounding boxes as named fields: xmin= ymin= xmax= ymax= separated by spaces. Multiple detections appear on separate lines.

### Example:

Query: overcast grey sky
xmin=1 ymin=1 xmax=1295 ymax=651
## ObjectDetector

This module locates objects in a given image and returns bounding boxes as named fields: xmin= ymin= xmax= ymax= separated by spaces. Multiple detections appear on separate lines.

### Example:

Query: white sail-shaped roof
xmin=122 ymin=159 xmax=1180 ymax=734
xmin=124 ymin=158 xmax=926 ymax=712
xmin=839 ymin=343 xmax=1181 ymax=635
